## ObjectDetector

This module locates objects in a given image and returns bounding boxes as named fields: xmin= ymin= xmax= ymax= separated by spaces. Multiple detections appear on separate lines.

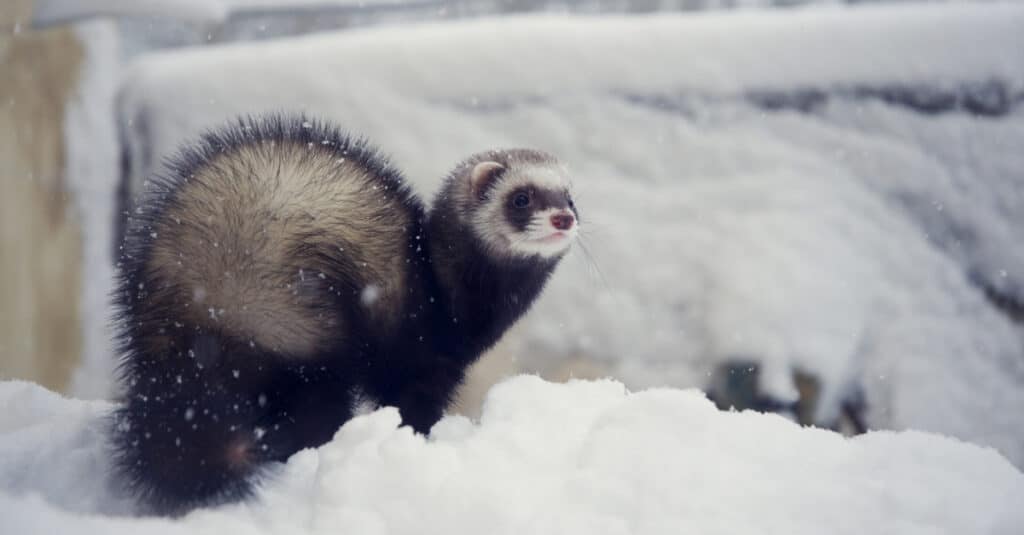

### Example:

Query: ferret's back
xmin=125 ymin=115 xmax=422 ymax=358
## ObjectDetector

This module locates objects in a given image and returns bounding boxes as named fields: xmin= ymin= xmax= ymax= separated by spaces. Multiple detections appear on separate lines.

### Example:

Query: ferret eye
xmin=512 ymin=192 xmax=531 ymax=209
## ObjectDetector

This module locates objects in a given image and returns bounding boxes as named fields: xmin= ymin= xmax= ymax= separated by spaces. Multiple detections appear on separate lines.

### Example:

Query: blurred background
xmin=2 ymin=0 xmax=1022 ymax=466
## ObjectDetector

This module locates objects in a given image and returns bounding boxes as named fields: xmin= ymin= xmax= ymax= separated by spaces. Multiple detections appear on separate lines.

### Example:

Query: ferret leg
xmin=253 ymin=363 xmax=355 ymax=461
xmin=385 ymin=364 xmax=466 ymax=434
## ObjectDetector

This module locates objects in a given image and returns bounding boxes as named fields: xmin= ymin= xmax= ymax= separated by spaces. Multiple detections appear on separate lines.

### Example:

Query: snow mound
xmin=2 ymin=378 xmax=1022 ymax=534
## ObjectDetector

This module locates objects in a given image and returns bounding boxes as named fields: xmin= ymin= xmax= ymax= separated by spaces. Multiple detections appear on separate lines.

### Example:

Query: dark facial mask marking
xmin=503 ymin=187 xmax=570 ymax=232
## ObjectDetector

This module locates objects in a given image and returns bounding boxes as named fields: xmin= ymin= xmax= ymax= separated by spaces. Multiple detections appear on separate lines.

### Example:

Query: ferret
xmin=110 ymin=114 xmax=578 ymax=515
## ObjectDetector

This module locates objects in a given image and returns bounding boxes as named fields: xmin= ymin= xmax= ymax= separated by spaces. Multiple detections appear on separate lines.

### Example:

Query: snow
xmin=105 ymin=1 xmax=1024 ymax=467
xmin=116 ymin=3 xmax=1024 ymax=115
xmin=2 ymin=377 xmax=1022 ymax=533
xmin=32 ymin=0 xmax=420 ymax=27
xmin=64 ymin=20 xmax=122 ymax=400
xmin=32 ymin=0 xmax=230 ymax=26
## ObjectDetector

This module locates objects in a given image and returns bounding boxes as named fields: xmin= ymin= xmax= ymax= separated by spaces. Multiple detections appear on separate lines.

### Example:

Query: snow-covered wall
xmin=109 ymin=2 xmax=1024 ymax=466
xmin=32 ymin=0 xmax=417 ymax=27
xmin=2 ymin=377 xmax=1022 ymax=533
xmin=64 ymin=20 xmax=122 ymax=400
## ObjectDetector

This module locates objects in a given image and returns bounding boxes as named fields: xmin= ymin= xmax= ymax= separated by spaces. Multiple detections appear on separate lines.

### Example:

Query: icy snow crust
xmin=111 ymin=2 xmax=1024 ymax=466
xmin=2 ymin=378 xmax=1023 ymax=533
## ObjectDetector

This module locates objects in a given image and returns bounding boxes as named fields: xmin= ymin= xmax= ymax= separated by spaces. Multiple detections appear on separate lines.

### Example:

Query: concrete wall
xmin=0 ymin=0 xmax=84 ymax=393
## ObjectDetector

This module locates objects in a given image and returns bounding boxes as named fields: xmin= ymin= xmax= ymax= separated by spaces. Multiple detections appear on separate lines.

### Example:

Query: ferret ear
xmin=469 ymin=161 xmax=505 ymax=199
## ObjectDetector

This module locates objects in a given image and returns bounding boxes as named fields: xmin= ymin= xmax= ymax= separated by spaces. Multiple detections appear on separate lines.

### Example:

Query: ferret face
xmin=465 ymin=152 xmax=579 ymax=260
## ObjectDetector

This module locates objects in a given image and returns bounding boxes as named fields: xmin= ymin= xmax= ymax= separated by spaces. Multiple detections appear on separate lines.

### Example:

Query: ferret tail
xmin=109 ymin=330 xmax=355 ymax=515
xmin=108 ymin=335 xmax=275 ymax=516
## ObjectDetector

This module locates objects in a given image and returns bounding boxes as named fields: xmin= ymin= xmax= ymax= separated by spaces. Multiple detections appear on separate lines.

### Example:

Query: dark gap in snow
xmin=979 ymin=282 xmax=1024 ymax=327
xmin=888 ymin=191 xmax=1024 ymax=327
xmin=622 ymin=79 xmax=1023 ymax=118
xmin=705 ymin=362 xmax=867 ymax=436
xmin=447 ymin=80 xmax=1022 ymax=118
xmin=751 ymin=79 xmax=1020 ymax=117
xmin=745 ymin=88 xmax=830 ymax=114
xmin=618 ymin=92 xmax=702 ymax=118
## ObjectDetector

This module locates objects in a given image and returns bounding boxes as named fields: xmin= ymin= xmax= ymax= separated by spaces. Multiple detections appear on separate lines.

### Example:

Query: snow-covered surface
xmin=116 ymin=3 xmax=1024 ymax=113
xmin=32 ymin=0 xmax=422 ymax=27
xmin=2 ymin=377 xmax=1022 ymax=533
xmin=107 ymin=2 xmax=1024 ymax=466
xmin=33 ymin=0 xmax=230 ymax=26
xmin=64 ymin=20 xmax=122 ymax=400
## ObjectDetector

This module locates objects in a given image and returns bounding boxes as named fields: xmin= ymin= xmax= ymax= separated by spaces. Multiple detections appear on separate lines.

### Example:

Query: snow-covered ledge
xmin=30 ymin=0 xmax=424 ymax=29
xmin=1 ymin=376 xmax=1021 ymax=533
xmin=31 ymin=0 xmax=229 ymax=27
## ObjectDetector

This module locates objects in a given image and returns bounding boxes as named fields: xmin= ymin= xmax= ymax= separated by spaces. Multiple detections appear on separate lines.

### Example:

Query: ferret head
xmin=440 ymin=149 xmax=579 ymax=260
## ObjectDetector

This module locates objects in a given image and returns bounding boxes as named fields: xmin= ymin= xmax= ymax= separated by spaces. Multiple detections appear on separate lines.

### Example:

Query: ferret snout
xmin=550 ymin=212 xmax=575 ymax=231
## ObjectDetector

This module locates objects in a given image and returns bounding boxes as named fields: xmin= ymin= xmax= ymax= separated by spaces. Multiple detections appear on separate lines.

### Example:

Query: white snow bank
xmin=32 ymin=0 xmax=230 ymax=26
xmin=2 ymin=377 xmax=1022 ymax=534
xmin=64 ymin=20 xmax=122 ymax=400
xmin=108 ymin=2 xmax=1024 ymax=466
xmin=32 ymin=0 xmax=420 ymax=27
xmin=117 ymin=2 xmax=1024 ymax=124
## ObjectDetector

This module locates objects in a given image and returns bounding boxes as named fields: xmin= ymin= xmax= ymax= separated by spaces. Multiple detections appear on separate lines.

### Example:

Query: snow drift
xmin=2 ymin=377 xmax=1022 ymax=534
xmin=103 ymin=2 xmax=1024 ymax=466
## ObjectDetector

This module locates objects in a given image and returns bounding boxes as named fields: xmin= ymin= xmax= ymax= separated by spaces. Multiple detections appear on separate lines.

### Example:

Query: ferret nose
xmin=550 ymin=213 xmax=575 ymax=231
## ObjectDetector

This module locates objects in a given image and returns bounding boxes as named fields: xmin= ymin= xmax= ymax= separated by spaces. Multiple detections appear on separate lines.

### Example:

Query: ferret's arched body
xmin=111 ymin=115 xmax=579 ymax=515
